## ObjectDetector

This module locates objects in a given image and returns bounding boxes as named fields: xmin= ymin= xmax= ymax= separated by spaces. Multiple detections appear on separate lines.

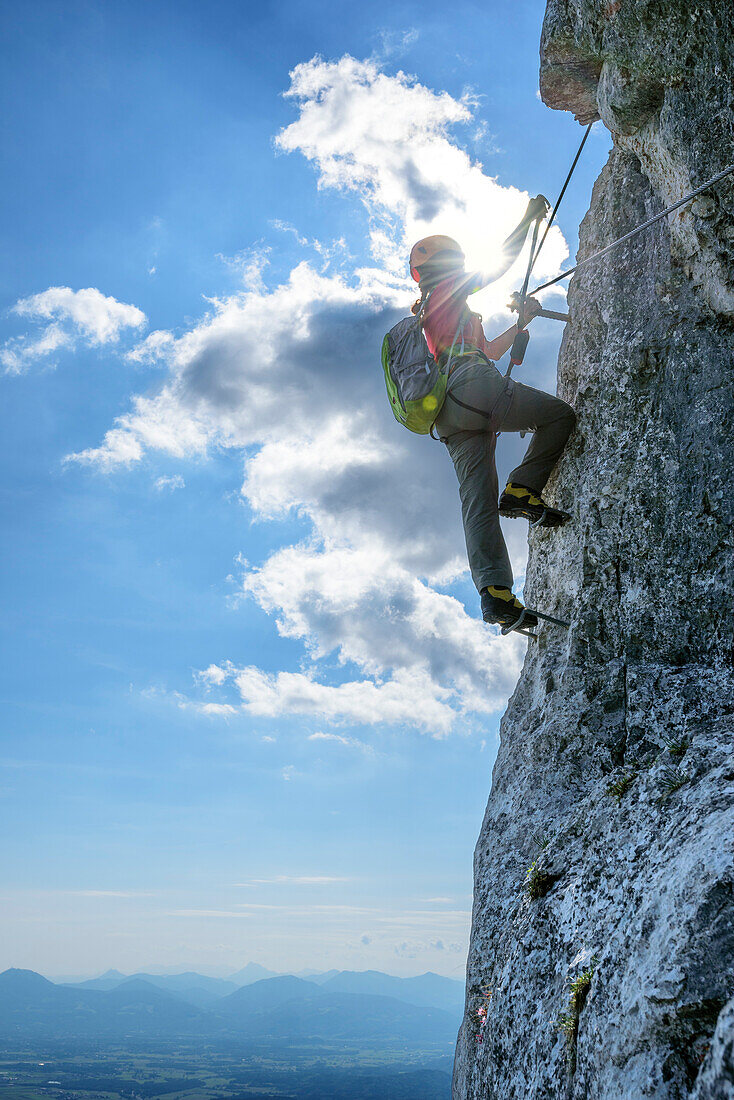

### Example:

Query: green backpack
xmin=381 ymin=308 xmax=466 ymax=435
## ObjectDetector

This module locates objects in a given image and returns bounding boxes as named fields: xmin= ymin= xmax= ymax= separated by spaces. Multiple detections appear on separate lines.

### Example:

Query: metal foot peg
xmin=501 ymin=608 xmax=527 ymax=635
xmin=499 ymin=606 xmax=569 ymax=638
xmin=529 ymin=608 xmax=570 ymax=629
xmin=500 ymin=609 xmax=537 ymax=639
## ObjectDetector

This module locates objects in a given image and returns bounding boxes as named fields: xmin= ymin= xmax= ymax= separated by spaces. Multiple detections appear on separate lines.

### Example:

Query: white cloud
xmin=239 ymin=546 xmax=523 ymax=721
xmin=216 ymin=244 xmax=271 ymax=289
xmin=154 ymin=474 xmax=185 ymax=492
xmin=2 ymin=286 xmax=146 ymax=374
xmin=276 ymin=56 xmax=471 ymax=241
xmin=174 ymin=694 xmax=237 ymax=718
xmin=127 ymin=330 xmax=175 ymax=365
xmin=270 ymin=219 xmax=348 ymax=266
xmin=231 ymin=665 xmax=457 ymax=737
xmin=14 ymin=286 xmax=145 ymax=343
xmin=63 ymin=54 xmax=565 ymax=734
xmin=377 ymin=28 xmax=420 ymax=58
xmin=308 ymin=731 xmax=370 ymax=751
xmin=197 ymin=664 xmax=229 ymax=687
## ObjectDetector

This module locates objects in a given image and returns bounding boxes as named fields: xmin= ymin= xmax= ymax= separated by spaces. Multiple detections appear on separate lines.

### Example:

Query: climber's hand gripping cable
xmin=508 ymin=291 xmax=569 ymax=323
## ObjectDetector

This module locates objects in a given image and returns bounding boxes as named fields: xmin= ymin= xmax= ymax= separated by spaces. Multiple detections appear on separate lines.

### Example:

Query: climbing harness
xmin=531 ymin=162 xmax=734 ymax=295
xmin=443 ymin=343 xmax=516 ymax=434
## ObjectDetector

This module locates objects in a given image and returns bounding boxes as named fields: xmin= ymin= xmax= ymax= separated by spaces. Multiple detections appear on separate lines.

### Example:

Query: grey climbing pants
xmin=434 ymin=357 xmax=576 ymax=593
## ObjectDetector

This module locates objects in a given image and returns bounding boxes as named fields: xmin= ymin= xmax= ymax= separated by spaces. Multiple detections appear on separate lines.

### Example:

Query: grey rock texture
xmin=453 ymin=3 xmax=734 ymax=1098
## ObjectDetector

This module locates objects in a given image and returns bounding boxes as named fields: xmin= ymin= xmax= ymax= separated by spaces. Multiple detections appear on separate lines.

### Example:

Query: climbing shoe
xmin=499 ymin=482 xmax=571 ymax=528
xmin=481 ymin=586 xmax=538 ymax=632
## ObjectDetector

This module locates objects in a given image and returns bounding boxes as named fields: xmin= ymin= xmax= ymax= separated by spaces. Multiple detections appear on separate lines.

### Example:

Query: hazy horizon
xmin=4 ymin=961 xmax=465 ymax=984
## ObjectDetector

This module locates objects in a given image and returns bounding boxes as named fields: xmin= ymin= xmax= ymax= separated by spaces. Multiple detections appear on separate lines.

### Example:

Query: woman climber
xmin=409 ymin=214 xmax=576 ymax=632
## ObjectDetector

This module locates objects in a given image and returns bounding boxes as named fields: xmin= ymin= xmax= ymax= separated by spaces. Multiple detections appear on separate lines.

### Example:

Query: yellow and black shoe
xmin=499 ymin=483 xmax=570 ymax=528
xmin=481 ymin=586 xmax=538 ymax=631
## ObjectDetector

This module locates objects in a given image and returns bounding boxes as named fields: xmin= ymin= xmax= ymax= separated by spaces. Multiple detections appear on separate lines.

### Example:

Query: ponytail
xmin=411 ymin=288 xmax=428 ymax=317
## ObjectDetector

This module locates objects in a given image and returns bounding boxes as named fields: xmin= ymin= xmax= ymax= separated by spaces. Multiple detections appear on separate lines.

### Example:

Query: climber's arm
xmin=463 ymin=196 xmax=550 ymax=296
xmin=484 ymin=297 xmax=542 ymax=361
xmin=484 ymin=324 xmax=521 ymax=361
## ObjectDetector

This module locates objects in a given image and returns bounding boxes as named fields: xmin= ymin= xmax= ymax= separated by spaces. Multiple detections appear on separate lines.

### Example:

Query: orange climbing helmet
xmin=409 ymin=234 xmax=464 ymax=282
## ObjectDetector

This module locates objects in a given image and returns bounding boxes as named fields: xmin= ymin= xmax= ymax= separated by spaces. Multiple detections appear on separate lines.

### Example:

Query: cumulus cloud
xmin=198 ymin=662 xmax=453 ymax=736
xmin=276 ymin=56 xmax=471 ymax=228
xmin=63 ymin=55 xmax=567 ymax=733
xmin=2 ymin=287 xmax=146 ymax=374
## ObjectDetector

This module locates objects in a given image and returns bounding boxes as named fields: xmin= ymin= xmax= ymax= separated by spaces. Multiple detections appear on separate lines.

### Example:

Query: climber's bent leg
xmin=500 ymin=380 xmax=576 ymax=494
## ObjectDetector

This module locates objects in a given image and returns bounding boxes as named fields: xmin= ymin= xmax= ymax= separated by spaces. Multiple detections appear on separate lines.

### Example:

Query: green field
xmin=0 ymin=1041 xmax=453 ymax=1099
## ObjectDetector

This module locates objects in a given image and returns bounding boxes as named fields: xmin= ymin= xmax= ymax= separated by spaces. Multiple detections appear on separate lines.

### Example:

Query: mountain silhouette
xmin=0 ymin=968 xmax=460 ymax=1044
xmin=217 ymin=974 xmax=323 ymax=1015
xmin=66 ymin=970 xmax=238 ymax=1006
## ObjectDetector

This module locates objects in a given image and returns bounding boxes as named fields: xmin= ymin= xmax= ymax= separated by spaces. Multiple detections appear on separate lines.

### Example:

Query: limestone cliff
xmin=453 ymin=2 xmax=734 ymax=1097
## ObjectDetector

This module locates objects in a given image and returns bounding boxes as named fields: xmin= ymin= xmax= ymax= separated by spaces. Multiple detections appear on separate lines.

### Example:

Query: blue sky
xmin=1 ymin=0 xmax=610 ymax=979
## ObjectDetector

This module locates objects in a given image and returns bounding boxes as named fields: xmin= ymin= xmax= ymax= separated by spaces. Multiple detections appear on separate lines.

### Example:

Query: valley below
xmin=0 ymin=968 xmax=460 ymax=1099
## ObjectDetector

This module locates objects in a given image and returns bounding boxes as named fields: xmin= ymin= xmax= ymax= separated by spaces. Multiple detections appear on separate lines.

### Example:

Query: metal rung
xmin=528 ymin=608 xmax=570 ymax=629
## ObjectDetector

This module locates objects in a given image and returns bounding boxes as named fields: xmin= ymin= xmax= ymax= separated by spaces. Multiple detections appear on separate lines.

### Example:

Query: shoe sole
xmin=499 ymin=504 xmax=570 ymax=527
xmin=483 ymin=612 xmax=539 ymax=629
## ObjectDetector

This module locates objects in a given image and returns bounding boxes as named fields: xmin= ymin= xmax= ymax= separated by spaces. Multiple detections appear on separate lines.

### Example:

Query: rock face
xmin=453 ymin=3 xmax=734 ymax=1098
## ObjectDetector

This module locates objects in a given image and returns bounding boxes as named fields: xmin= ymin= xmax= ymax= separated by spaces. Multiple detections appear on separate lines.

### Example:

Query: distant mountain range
xmin=62 ymin=964 xmax=464 ymax=1010
xmin=68 ymin=969 xmax=240 ymax=1008
xmin=0 ymin=967 xmax=464 ymax=1044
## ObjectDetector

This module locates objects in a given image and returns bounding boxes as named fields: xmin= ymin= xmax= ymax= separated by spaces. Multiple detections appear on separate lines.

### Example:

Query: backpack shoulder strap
xmin=443 ymin=314 xmax=469 ymax=375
